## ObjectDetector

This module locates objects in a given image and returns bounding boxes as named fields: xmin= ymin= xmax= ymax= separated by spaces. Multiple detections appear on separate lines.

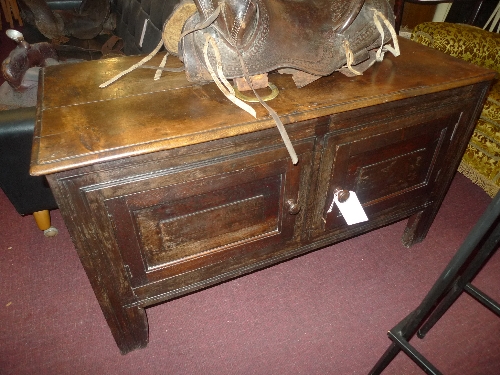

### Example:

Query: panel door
xmin=99 ymin=141 xmax=313 ymax=290
xmin=316 ymin=109 xmax=463 ymax=234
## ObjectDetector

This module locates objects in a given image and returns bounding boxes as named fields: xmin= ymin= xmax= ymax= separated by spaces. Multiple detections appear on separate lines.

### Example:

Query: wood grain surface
xmin=31 ymin=38 xmax=495 ymax=176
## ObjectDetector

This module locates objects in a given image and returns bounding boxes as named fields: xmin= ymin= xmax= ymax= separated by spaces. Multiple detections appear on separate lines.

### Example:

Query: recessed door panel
xmin=133 ymin=174 xmax=283 ymax=269
xmin=320 ymin=112 xmax=459 ymax=232
xmin=100 ymin=142 xmax=312 ymax=288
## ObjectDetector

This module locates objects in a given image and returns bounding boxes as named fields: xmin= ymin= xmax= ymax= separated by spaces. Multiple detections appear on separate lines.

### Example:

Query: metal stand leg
xmin=369 ymin=192 xmax=500 ymax=374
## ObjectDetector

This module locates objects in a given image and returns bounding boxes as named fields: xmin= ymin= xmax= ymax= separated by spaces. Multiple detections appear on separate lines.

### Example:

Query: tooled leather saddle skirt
xmin=177 ymin=0 xmax=396 ymax=86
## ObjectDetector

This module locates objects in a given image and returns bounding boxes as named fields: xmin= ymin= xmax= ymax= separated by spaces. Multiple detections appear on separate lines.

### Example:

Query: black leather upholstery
xmin=0 ymin=0 xmax=178 ymax=215
xmin=115 ymin=0 xmax=179 ymax=55
xmin=0 ymin=107 xmax=58 ymax=215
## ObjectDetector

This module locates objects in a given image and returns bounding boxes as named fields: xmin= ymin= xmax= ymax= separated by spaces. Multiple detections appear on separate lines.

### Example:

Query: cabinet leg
xmin=105 ymin=305 xmax=149 ymax=355
xmin=401 ymin=210 xmax=431 ymax=248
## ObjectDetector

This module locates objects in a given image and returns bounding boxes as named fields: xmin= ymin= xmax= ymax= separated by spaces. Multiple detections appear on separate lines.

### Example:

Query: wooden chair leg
xmin=33 ymin=210 xmax=50 ymax=230
xmin=33 ymin=210 xmax=58 ymax=237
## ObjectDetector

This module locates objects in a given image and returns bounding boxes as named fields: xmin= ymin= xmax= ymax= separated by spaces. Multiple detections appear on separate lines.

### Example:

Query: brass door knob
xmin=333 ymin=187 xmax=350 ymax=203
xmin=286 ymin=199 xmax=301 ymax=215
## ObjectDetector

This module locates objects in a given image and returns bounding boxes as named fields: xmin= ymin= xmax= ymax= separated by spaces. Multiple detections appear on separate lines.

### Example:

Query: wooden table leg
xmin=401 ymin=210 xmax=426 ymax=247
xmin=106 ymin=305 xmax=149 ymax=355
xmin=402 ymin=205 xmax=444 ymax=247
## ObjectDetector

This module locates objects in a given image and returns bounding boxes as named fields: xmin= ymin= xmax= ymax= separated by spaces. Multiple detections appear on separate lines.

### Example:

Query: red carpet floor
xmin=1 ymin=173 xmax=499 ymax=374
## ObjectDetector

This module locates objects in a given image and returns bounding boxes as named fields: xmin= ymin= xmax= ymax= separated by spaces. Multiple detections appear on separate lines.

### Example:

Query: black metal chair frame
xmin=393 ymin=0 xmax=485 ymax=34
xmin=369 ymin=191 xmax=500 ymax=374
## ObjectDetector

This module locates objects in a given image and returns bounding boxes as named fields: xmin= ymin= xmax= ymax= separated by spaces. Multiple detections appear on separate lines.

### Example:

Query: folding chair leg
xmin=387 ymin=330 xmax=442 ymax=375
xmin=464 ymin=283 xmax=500 ymax=316
xmin=368 ymin=342 xmax=401 ymax=375
xmin=370 ymin=192 xmax=500 ymax=374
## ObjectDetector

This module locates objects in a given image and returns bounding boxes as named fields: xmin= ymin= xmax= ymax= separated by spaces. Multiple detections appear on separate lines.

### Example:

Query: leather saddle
xmin=101 ymin=0 xmax=398 ymax=164
xmin=2 ymin=30 xmax=58 ymax=90
xmin=174 ymin=0 xmax=396 ymax=87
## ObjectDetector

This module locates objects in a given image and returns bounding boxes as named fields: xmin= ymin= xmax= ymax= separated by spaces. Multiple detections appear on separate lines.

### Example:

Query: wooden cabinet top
xmin=30 ymin=38 xmax=495 ymax=176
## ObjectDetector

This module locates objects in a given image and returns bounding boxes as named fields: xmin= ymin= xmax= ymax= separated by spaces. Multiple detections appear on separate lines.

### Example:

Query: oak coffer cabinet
xmin=31 ymin=38 xmax=495 ymax=354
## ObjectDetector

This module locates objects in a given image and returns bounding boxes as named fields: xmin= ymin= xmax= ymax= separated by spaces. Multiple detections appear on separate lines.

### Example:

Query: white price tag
xmin=328 ymin=191 xmax=368 ymax=225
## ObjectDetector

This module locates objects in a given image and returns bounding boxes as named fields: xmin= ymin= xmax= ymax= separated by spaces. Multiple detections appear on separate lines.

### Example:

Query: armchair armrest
xmin=411 ymin=22 xmax=500 ymax=74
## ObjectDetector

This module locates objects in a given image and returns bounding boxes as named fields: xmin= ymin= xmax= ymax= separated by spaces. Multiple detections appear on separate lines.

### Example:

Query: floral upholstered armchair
xmin=411 ymin=22 xmax=500 ymax=197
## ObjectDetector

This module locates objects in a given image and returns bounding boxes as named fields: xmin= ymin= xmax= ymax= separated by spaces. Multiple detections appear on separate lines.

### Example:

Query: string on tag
xmin=327 ymin=193 xmax=337 ymax=213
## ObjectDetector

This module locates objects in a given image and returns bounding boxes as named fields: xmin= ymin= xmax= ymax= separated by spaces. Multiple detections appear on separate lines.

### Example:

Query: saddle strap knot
xmin=371 ymin=7 xmax=400 ymax=62
xmin=342 ymin=40 xmax=363 ymax=76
